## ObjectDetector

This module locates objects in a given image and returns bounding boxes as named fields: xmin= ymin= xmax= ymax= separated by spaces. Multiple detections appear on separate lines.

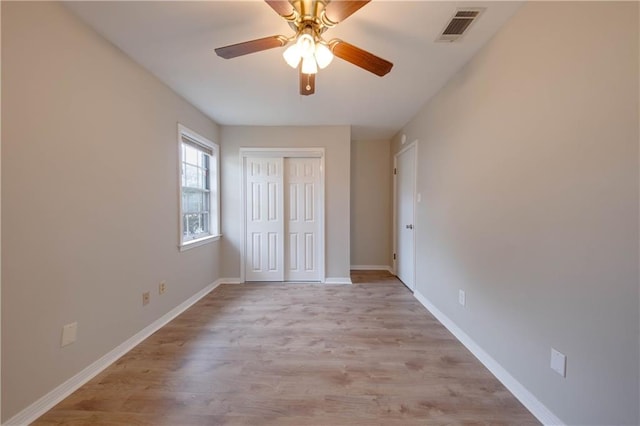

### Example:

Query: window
xmin=178 ymin=124 xmax=220 ymax=250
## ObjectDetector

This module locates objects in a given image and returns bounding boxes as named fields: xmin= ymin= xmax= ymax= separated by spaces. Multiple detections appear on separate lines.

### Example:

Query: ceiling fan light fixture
xmin=296 ymin=33 xmax=315 ymax=58
xmin=314 ymin=42 xmax=334 ymax=69
xmin=283 ymin=43 xmax=302 ymax=68
xmin=301 ymin=56 xmax=318 ymax=74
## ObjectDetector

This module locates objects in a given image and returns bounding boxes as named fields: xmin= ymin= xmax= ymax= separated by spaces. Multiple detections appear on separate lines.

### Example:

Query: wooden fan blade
xmin=323 ymin=0 xmax=370 ymax=25
xmin=215 ymin=35 xmax=287 ymax=59
xmin=331 ymin=40 xmax=393 ymax=77
xmin=299 ymin=69 xmax=315 ymax=96
xmin=265 ymin=0 xmax=296 ymax=18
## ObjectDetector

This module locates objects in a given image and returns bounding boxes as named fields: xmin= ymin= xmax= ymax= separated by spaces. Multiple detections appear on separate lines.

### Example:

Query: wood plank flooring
xmin=34 ymin=272 xmax=538 ymax=425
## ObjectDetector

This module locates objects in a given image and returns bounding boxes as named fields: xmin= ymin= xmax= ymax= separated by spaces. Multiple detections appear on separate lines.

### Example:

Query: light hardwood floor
xmin=35 ymin=272 xmax=538 ymax=425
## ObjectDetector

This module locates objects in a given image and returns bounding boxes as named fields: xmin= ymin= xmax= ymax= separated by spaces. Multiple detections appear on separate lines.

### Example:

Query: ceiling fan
xmin=214 ymin=0 xmax=393 ymax=96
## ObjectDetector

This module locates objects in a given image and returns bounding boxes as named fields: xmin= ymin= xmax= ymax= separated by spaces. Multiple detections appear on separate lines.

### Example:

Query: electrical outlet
xmin=61 ymin=322 xmax=78 ymax=347
xmin=458 ymin=290 xmax=466 ymax=307
xmin=550 ymin=348 xmax=566 ymax=377
xmin=159 ymin=281 xmax=166 ymax=295
xmin=142 ymin=291 xmax=150 ymax=306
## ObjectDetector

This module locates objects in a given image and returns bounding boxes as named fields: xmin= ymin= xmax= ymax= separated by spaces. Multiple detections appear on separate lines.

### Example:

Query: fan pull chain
xmin=306 ymin=74 xmax=311 ymax=91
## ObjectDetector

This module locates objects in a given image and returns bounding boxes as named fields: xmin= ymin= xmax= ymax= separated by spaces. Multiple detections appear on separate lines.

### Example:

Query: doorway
xmin=394 ymin=142 xmax=417 ymax=290
xmin=241 ymin=148 xmax=325 ymax=282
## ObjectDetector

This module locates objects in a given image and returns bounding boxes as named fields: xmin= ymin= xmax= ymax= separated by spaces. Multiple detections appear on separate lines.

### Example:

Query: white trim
xmin=0 ymin=3 xmax=3 ymax=417
xmin=350 ymin=265 xmax=393 ymax=273
xmin=178 ymin=234 xmax=220 ymax=251
xmin=413 ymin=289 xmax=565 ymax=426
xmin=324 ymin=277 xmax=352 ymax=285
xmin=392 ymin=155 xmax=397 ymax=274
xmin=239 ymin=147 xmax=325 ymax=158
xmin=218 ymin=277 xmax=243 ymax=284
xmin=240 ymin=148 xmax=326 ymax=283
xmin=4 ymin=279 xmax=226 ymax=426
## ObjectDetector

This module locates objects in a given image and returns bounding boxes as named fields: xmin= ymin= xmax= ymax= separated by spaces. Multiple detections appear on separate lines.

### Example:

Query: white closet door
xmin=285 ymin=158 xmax=321 ymax=281
xmin=245 ymin=157 xmax=284 ymax=281
xmin=395 ymin=144 xmax=416 ymax=290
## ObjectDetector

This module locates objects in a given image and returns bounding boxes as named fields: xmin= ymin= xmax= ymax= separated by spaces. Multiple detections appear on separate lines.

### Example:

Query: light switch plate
xmin=550 ymin=348 xmax=566 ymax=377
xmin=458 ymin=290 xmax=466 ymax=307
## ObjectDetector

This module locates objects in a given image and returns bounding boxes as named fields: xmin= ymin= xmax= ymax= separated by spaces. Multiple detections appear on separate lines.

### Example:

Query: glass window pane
xmin=185 ymin=164 xmax=199 ymax=188
xmin=185 ymin=144 xmax=199 ymax=165
xmin=201 ymin=213 xmax=209 ymax=233
xmin=191 ymin=191 xmax=205 ymax=212
xmin=184 ymin=213 xmax=201 ymax=237
xmin=199 ymin=168 xmax=207 ymax=190
xmin=187 ymin=192 xmax=195 ymax=212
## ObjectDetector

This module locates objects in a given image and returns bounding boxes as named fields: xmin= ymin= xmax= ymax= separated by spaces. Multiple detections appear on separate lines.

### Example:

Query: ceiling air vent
xmin=437 ymin=8 xmax=485 ymax=42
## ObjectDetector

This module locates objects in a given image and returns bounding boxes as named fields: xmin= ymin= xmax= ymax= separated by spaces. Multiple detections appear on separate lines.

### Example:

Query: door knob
xmin=406 ymin=224 xmax=413 ymax=229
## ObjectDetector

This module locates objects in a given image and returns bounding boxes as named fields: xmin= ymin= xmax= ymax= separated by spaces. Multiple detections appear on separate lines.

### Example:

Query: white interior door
xmin=245 ymin=157 xmax=284 ymax=281
xmin=395 ymin=144 xmax=416 ymax=290
xmin=285 ymin=158 xmax=321 ymax=281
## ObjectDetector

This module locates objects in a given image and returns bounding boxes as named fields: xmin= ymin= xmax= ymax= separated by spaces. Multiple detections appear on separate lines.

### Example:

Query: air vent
xmin=437 ymin=8 xmax=485 ymax=42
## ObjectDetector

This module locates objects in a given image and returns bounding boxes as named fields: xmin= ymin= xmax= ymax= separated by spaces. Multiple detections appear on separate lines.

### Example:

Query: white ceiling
xmin=64 ymin=1 xmax=522 ymax=140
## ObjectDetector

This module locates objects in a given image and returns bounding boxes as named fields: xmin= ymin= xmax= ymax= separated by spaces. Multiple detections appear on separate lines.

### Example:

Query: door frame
xmin=240 ymin=147 xmax=326 ymax=283
xmin=392 ymin=140 xmax=418 ymax=290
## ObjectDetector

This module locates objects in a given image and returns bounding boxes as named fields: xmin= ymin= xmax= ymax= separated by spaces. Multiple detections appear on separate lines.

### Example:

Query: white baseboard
xmin=350 ymin=265 xmax=393 ymax=273
xmin=4 ymin=279 xmax=225 ymax=426
xmin=413 ymin=290 xmax=565 ymax=426
xmin=228 ymin=277 xmax=352 ymax=285
xmin=218 ymin=277 xmax=242 ymax=284
xmin=324 ymin=277 xmax=352 ymax=285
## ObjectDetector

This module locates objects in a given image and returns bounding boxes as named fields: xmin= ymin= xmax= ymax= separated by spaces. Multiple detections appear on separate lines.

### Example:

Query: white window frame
xmin=178 ymin=123 xmax=220 ymax=251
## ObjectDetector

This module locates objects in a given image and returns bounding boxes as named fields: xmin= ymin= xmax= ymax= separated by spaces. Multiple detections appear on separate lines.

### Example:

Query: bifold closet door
xmin=245 ymin=157 xmax=284 ymax=281
xmin=285 ymin=157 xmax=321 ymax=281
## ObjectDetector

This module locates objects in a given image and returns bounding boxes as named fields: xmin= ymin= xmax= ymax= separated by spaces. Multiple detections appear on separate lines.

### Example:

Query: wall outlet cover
xmin=550 ymin=348 xmax=566 ymax=377
xmin=61 ymin=322 xmax=78 ymax=347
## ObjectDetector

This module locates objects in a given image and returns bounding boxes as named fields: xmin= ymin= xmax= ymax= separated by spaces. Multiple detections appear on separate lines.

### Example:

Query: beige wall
xmin=392 ymin=2 xmax=639 ymax=424
xmin=220 ymin=126 xmax=351 ymax=281
xmin=2 ymin=2 xmax=221 ymax=420
xmin=350 ymin=139 xmax=392 ymax=268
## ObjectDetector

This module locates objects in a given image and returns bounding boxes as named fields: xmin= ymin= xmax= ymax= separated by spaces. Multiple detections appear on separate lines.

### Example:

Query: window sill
xmin=179 ymin=234 xmax=221 ymax=252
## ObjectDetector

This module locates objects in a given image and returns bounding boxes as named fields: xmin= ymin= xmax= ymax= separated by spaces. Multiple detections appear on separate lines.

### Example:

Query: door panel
xmin=285 ymin=158 xmax=321 ymax=281
xmin=305 ymin=233 xmax=314 ymax=270
xmin=289 ymin=233 xmax=298 ymax=270
xmin=396 ymin=145 xmax=416 ymax=290
xmin=245 ymin=157 xmax=284 ymax=281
